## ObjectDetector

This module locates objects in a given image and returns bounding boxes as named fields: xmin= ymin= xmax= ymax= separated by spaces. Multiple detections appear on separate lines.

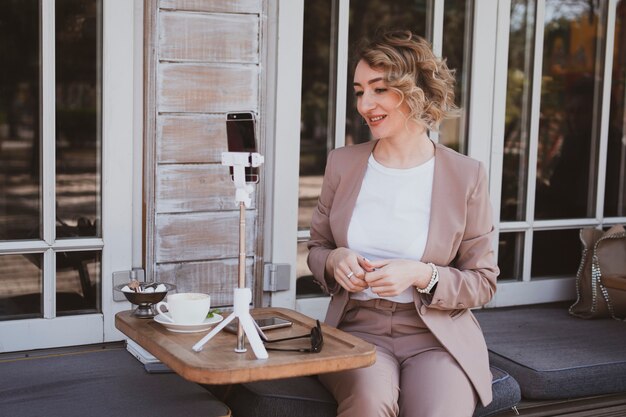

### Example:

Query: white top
xmin=348 ymin=153 xmax=435 ymax=303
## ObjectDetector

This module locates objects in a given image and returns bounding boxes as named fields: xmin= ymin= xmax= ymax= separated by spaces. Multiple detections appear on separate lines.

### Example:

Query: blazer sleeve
xmin=307 ymin=150 xmax=340 ymax=295
xmin=423 ymin=162 xmax=499 ymax=310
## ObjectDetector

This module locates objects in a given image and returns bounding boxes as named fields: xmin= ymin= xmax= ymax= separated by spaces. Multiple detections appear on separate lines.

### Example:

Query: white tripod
xmin=192 ymin=152 xmax=268 ymax=359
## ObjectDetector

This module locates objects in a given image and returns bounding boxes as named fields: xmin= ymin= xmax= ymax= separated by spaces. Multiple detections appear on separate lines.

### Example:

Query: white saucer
xmin=154 ymin=313 xmax=223 ymax=333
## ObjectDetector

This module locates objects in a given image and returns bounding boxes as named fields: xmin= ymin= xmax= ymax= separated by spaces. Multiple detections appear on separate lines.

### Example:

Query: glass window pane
xmin=299 ymin=0 xmax=333 ymax=230
xmin=605 ymin=0 xmax=626 ymax=217
xmin=345 ymin=0 xmax=428 ymax=146
xmin=296 ymin=241 xmax=326 ymax=299
xmin=439 ymin=0 xmax=472 ymax=153
xmin=535 ymin=1 xmax=603 ymax=220
xmin=299 ymin=176 xmax=325 ymax=232
xmin=0 ymin=253 xmax=43 ymax=320
xmin=0 ymin=1 xmax=41 ymax=241
xmin=531 ymin=229 xmax=581 ymax=278
xmin=56 ymin=250 xmax=101 ymax=315
xmin=501 ymin=0 xmax=536 ymax=221
xmin=55 ymin=0 xmax=102 ymax=238
xmin=497 ymin=232 xmax=525 ymax=281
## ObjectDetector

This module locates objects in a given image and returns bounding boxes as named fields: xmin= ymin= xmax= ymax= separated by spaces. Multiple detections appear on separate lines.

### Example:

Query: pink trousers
xmin=319 ymin=299 xmax=477 ymax=417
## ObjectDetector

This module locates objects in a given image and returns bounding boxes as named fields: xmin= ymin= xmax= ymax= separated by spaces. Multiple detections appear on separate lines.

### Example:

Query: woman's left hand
xmin=363 ymin=259 xmax=431 ymax=297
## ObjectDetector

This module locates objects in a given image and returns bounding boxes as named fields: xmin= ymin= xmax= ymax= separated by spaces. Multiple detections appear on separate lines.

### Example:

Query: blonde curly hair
xmin=355 ymin=30 xmax=458 ymax=131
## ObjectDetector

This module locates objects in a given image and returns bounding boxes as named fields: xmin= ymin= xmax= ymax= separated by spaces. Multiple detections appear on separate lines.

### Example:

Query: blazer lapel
xmin=333 ymin=140 xmax=378 ymax=248
xmin=421 ymin=143 xmax=450 ymax=264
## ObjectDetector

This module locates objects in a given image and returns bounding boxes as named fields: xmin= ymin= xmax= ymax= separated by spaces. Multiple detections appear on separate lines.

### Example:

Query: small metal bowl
xmin=115 ymin=283 xmax=176 ymax=318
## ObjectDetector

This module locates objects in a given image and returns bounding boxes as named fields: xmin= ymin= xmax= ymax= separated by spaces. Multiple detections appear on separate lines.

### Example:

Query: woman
xmin=307 ymin=31 xmax=498 ymax=417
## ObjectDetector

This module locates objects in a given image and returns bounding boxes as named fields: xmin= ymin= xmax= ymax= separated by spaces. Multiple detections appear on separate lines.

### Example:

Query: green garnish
xmin=207 ymin=308 xmax=221 ymax=319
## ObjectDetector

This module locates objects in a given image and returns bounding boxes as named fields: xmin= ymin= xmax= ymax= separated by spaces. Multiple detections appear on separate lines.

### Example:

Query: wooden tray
xmin=115 ymin=307 xmax=376 ymax=384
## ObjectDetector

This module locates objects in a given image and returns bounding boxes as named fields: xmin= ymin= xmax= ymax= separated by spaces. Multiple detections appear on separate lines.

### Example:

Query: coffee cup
xmin=155 ymin=293 xmax=211 ymax=325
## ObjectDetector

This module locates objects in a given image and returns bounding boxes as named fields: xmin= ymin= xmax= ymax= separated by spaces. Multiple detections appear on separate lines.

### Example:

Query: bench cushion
xmin=475 ymin=303 xmax=626 ymax=400
xmin=205 ymin=365 xmax=520 ymax=417
xmin=0 ymin=346 xmax=230 ymax=417
xmin=476 ymin=366 xmax=521 ymax=417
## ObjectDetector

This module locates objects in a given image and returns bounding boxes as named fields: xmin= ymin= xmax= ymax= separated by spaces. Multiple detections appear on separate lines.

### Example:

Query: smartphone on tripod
xmin=226 ymin=111 xmax=259 ymax=183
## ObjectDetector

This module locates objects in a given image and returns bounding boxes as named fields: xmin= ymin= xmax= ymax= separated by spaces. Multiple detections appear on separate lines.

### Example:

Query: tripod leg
xmin=239 ymin=313 xmax=269 ymax=359
xmin=252 ymin=319 xmax=268 ymax=342
xmin=192 ymin=312 xmax=236 ymax=352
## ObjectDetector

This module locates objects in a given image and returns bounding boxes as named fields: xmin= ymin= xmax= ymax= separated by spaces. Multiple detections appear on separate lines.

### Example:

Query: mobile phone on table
xmin=255 ymin=317 xmax=293 ymax=330
xmin=224 ymin=316 xmax=292 ymax=335
xmin=226 ymin=111 xmax=259 ymax=183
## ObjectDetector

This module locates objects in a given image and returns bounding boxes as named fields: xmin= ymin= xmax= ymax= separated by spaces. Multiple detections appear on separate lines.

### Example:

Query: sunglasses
xmin=263 ymin=320 xmax=324 ymax=353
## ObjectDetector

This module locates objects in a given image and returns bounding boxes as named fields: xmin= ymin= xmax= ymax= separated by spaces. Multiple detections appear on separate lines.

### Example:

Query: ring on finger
xmin=346 ymin=271 xmax=354 ymax=279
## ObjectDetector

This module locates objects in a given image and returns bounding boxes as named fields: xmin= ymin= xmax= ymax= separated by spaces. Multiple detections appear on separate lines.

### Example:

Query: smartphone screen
xmin=226 ymin=112 xmax=258 ymax=182
xmin=224 ymin=317 xmax=292 ymax=335
xmin=254 ymin=317 xmax=292 ymax=330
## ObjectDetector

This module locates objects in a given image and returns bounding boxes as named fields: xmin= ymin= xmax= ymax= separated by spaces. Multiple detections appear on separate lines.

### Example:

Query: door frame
xmin=0 ymin=0 xmax=137 ymax=352
xmin=101 ymin=0 xmax=138 ymax=342
xmin=265 ymin=0 xmax=305 ymax=310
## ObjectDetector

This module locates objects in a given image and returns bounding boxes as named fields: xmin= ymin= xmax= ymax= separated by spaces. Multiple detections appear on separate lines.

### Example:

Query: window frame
xmin=270 ymin=0 xmax=485 ymax=313
xmin=488 ymin=0 xmax=626 ymax=307
xmin=0 ymin=0 xmax=137 ymax=351
xmin=269 ymin=0 xmax=626 ymax=312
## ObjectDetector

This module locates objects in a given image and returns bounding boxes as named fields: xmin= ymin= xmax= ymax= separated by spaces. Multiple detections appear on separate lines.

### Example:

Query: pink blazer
xmin=307 ymin=140 xmax=499 ymax=406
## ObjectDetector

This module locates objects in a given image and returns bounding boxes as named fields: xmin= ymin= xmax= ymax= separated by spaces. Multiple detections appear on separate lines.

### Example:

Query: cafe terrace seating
xmin=3 ymin=303 xmax=626 ymax=416
xmin=0 ymin=343 xmax=230 ymax=417
xmin=474 ymin=303 xmax=626 ymax=400
xmin=206 ymin=303 xmax=626 ymax=416
xmin=0 ymin=340 xmax=519 ymax=417
xmin=205 ymin=366 xmax=520 ymax=417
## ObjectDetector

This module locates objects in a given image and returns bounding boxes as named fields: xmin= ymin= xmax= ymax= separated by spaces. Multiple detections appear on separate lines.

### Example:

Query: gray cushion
xmin=0 ymin=346 xmax=230 ymax=417
xmin=475 ymin=303 xmax=626 ymax=400
xmin=474 ymin=366 xmax=521 ymax=417
xmin=205 ymin=365 xmax=520 ymax=417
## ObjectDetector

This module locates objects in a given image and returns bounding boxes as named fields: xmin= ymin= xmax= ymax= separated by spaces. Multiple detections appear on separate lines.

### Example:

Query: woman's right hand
xmin=326 ymin=248 xmax=369 ymax=292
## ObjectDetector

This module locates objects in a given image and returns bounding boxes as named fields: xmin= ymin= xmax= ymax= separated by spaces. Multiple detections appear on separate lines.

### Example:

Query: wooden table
xmin=115 ymin=307 xmax=376 ymax=385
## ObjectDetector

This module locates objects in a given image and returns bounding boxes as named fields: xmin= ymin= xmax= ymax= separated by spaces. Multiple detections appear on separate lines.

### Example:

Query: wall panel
xmin=157 ymin=114 xmax=226 ymax=163
xmin=157 ymin=63 xmax=258 ymax=113
xmin=156 ymin=258 xmax=254 ymax=306
xmin=146 ymin=1 xmax=264 ymax=305
xmin=156 ymin=164 xmax=257 ymax=213
xmin=155 ymin=211 xmax=256 ymax=263
xmin=160 ymin=12 xmax=259 ymax=63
